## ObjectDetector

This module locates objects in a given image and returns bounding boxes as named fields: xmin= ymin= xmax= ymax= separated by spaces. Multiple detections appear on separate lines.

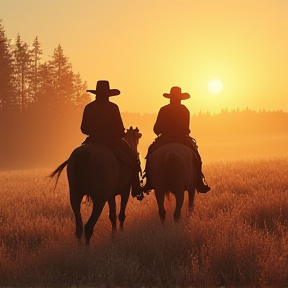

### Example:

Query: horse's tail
xmin=164 ymin=152 xmax=177 ymax=198
xmin=49 ymin=159 xmax=69 ymax=190
xmin=164 ymin=151 xmax=185 ymax=198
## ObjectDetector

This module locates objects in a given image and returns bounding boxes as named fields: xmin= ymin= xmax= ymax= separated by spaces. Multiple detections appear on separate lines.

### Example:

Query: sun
xmin=208 ymin=79 xmax=223 ymax=94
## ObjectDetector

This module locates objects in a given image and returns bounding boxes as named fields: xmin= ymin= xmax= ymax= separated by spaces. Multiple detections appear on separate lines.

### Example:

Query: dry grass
xmin=1 ymin=158 xmax=288 ymax=288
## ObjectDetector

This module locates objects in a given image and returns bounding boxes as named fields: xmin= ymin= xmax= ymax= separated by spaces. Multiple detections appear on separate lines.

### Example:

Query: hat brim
xmin=163 ymin=92 xmax=190 ymax=100
xmin=86 ymin=89 xmax=120 ymax=97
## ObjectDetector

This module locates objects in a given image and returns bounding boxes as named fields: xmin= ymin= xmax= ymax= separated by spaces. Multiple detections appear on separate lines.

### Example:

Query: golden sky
xmin=1 ymin=0 xmax=287 ymax=114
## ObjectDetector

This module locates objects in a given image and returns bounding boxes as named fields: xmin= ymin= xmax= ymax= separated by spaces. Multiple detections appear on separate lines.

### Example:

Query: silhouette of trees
xmin=190 ymin=108 xmax=288 ymax=143
xmin=12 ymin=34 xmax=32 ymax=111
xmin=0 ymin=20 xmax=15 ymax=110
xmin=48 ymin=44 xmax=73 ymax=106
xmin=30 ymin=36 xmax=43 ymax=104
xmin=72 ymin=73 xmax=91 ymax=106
xmin=0 ymin=21 xmax=89 ymax=113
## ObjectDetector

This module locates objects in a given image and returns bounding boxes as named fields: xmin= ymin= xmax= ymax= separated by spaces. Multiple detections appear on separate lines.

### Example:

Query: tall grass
xmin=1 ymin=158 xmax=288 ymax=287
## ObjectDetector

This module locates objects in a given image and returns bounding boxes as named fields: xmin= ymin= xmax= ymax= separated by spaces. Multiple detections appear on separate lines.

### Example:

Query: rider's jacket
xmin=153 ymin=102 xmax=191 ymax=136
xmin=81 ymin=98 xmax=125 ymax=139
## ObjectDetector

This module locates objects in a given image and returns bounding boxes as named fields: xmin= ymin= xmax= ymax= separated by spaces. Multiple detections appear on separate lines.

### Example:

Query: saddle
xmin=146 ymin=134 xmax=198 ymax=159
xmin=143 ymin=134 xmax=210 ymax=194
xmin=82 ymin=135 xmax=143 ymax=199
xmin=82 ymin=136 xmax=134 ymax=168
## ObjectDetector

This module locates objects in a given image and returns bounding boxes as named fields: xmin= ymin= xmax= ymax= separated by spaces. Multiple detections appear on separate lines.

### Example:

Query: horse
xmin=146 ymin=143 xmax=198 ymax=224
xmin=50 ymin=127 xmax=142 ymax=245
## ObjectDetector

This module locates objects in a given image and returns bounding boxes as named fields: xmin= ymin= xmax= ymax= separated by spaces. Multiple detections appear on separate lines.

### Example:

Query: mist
xmin=1 ymin=108 xmax=287 ymax=170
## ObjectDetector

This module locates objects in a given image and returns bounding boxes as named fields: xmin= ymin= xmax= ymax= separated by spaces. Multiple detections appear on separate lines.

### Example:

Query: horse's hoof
xmin=136 ymin=193 xmax=144 ymax=201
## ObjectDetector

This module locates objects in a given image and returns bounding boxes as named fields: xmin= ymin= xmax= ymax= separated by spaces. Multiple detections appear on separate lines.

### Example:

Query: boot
xmin=196 ymin=172 xmax=211 ymax=193
xmin=194 ymin=150 xmax=210 ymax=193
xmin=142 ymin=174 xmax=153 ymax=194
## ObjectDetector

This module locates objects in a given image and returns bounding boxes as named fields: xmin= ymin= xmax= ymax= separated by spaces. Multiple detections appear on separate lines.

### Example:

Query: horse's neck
xmin=123 ymin=136 xmax=138 ymax=155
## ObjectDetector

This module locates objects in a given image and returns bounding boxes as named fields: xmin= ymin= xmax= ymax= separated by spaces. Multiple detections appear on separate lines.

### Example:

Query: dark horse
xmin=147 ymin=143 xmax=198 ymax=224
xmin=50 ymin=127 xmax=142 ymax=245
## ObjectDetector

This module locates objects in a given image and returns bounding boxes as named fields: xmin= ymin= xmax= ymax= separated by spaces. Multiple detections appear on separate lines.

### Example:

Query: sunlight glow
xmin=208 ymin=79 xmax=223 ymax=94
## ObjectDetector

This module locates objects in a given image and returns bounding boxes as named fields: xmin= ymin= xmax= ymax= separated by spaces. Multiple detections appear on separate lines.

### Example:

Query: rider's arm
xmin=80 ymin=105 xmax=91 ymax=135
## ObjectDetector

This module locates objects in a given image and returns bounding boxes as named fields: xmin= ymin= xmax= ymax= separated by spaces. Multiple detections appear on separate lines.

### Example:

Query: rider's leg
xmin=195 ymin=150 xmax=210 ymax=193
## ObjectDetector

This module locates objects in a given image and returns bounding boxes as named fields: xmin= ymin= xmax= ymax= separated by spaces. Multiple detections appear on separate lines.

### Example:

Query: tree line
xmin=0 ymin=20 xmax=90 ymax=113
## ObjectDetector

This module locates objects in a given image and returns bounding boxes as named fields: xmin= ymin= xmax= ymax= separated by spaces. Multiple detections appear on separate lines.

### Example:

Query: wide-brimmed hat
xmin=87 ymin=80 xmax=120 ymax=97
xmin=163 ymin=86 xmax=190 ymax=100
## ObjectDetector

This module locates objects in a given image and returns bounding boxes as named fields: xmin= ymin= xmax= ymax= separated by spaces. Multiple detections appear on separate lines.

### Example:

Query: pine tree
xmin=12 ymin=34 xmax=32 ymax=111
xmin=37 ymin=62 xmax=54 ymax=107
xmin=29 ymin=36 xmax=43 ymax=103
xmin=72 ymin=73 xmax=91 ymax=106
xmin=49 ymin=44 xmax=74 ymax=106
xmin=0 ymin=20 xmax=15 ymax=110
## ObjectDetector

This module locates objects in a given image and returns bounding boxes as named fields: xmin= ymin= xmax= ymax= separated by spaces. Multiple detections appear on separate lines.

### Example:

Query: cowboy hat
xmin=87 ymin=80 xmax=120 ymax=97
xmin=163 ymin=86 xmax=190 ymax=100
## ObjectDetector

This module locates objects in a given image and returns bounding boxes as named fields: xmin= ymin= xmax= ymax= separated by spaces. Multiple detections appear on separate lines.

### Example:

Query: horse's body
xmin=147 ymin=143 xmax=198 ymax=223
xmin=50 ymin=128 xmax=141 ymax=245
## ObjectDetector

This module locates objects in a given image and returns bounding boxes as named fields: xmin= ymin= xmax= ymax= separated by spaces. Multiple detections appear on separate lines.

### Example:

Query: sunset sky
xmin=1 ymin=0 xmax=287 ymax=114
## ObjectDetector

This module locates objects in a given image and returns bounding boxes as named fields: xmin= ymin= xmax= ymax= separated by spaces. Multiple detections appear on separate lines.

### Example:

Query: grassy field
xmin=1 ymin=158 xmax=288 ymax=288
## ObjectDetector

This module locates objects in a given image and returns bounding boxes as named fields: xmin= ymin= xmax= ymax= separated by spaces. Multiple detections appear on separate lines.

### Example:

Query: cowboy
xmin=81 ymin=80 xmax=143 ymax=199
xmin=143 ymin=86 xmax=211 ymax=194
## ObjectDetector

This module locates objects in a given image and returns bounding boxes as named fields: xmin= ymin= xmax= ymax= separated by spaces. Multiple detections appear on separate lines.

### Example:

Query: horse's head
xmin=123 ymin=126 xmax=142 ymax=154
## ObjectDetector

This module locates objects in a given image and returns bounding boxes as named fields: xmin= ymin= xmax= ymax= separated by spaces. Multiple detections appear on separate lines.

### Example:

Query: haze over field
xmin=1 ymin=0 xmax=287 ymax=114
xmin=0 ymin=108 xmax=287 ymax=169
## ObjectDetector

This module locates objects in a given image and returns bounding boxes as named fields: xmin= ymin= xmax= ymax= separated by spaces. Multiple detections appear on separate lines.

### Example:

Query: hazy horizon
xmin=1 ymin=0 xmax=287 ymax=114
xmin=0 ymin=108 xmax=287 ymax=169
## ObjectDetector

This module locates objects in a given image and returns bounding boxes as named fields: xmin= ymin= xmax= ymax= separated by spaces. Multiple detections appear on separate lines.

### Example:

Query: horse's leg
xmin=108 ymin=197 xmax=117 ymax=237
xmin=173 ymin=191 xmax=184 ymax=222
xmin=118 ymin=189 xmax=130 ymax=230
xmin=70 ymin=191 xmax=84 ymax=242
xmin=84 ymin=198 xmax=106 ymax=245
xmin=155 ymin=190 xmax=166 ymax=225
xmin=188 ymin=189 xmax=196 ymax=214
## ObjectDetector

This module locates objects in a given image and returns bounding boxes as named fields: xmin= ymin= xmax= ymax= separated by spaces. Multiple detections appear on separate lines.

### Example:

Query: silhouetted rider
xmin=81 ymin=83 xmax=124 ymax=139
xmin=81 ymin=80 xmax=143 ymax=199
xmin=143 ymin=86 xmax=211 ymax=194
xmin=154 ymin=97 xmax=190 ymax=136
